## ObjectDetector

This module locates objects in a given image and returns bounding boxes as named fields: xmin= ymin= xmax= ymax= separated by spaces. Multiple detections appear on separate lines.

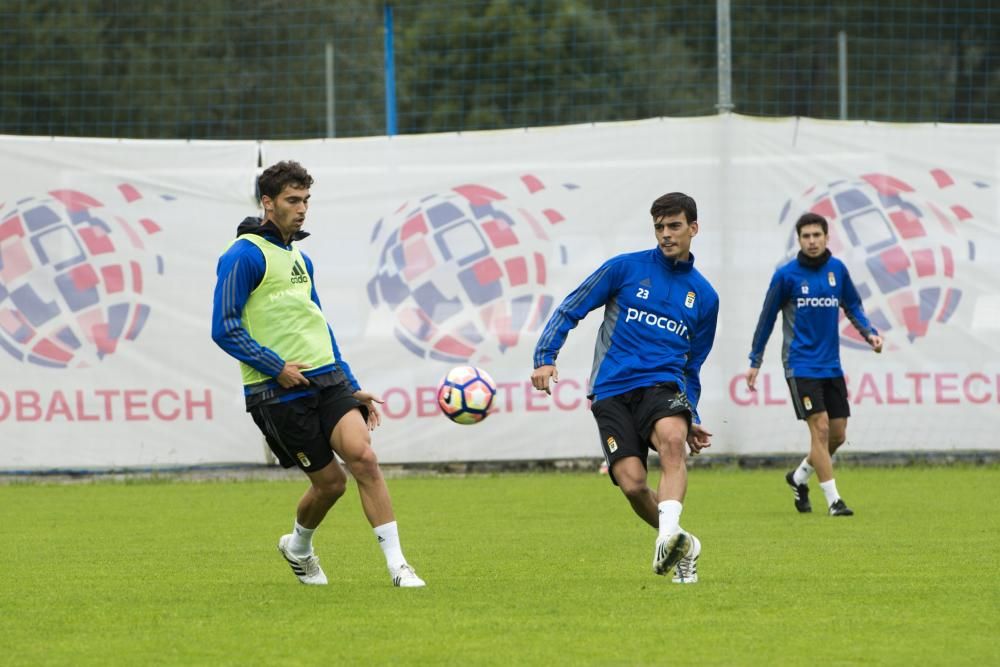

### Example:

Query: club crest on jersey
xmin=800 ymin=281 xmax=809 ymax=295
xmin=828 ymin=271 xmax=836 ymax=287
xmin=685 ymin=291 xmax=696 ymax=308
xmin=803 ymin=396 xmax=813 ymax=411
xmin=606 ymin=436 xmax=618 ymax=453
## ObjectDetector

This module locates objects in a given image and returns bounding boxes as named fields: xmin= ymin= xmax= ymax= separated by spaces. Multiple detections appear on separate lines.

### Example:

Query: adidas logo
xmin=290 ymin=260 xmax=309 ymax=284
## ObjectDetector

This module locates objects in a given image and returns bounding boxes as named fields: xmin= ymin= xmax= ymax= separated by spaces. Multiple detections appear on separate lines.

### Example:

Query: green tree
xmin=2 ymin=1 xmax=998 ymax=138
xmin=651 ymin=0 xmax=1000 ymax=123
xmin=0 ymin=0 xmax=386 ymax=139
xmin=393 ymin=0 xmax=710 ymax=133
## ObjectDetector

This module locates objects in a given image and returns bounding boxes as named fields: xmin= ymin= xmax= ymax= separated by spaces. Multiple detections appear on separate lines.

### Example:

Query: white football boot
xmin=653 ymin=531 xmax=693 ymax=576
xmin=391 ymin=563 xmax=426 ymax=588
xmin=672 ymin=534 xmax=701 ymax=584
xmin=277 ymin=534 xmax=328 ymax=585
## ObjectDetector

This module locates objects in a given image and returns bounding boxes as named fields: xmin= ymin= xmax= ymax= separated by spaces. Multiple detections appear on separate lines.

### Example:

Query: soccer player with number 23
xmin=531 ymin=192 xmax=719 ymax=584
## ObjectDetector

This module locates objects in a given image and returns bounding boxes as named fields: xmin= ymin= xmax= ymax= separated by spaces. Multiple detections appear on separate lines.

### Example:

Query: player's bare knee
xmin=663 ymin=445 xmax=687 ymax=466
xmin=313 ymin=476 xmax=347 ymax=503
xmin=655 ymin=437 xmax=686 ymax=468
xmin=618 ymin=476 xmax=648 ymax=500
xmin=346 ymin=446 xmax=381 ymax=482
xmin=810 ymin=421 xmax=830 ymax=444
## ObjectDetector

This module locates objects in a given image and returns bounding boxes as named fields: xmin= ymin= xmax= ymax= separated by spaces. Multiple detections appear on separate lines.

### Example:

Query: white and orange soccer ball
xmin=436 ymin=366 xmax=497 ymax=425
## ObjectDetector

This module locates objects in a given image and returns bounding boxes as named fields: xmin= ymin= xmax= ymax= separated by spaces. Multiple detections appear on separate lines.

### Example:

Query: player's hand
xmin=745 ymin=367 xmax=759 ymax=392
xmin=353 ymin=390 xmax=384 ymax=430
xmin=276 ymin=362 xmax=311 ymax=388
xmin=868 ymin=334 xmax=884 ymax=354
xmin=531 ymin=364 xmax=559 ymax=395
xmin=687 ymin=423 xmax=713 ymax=455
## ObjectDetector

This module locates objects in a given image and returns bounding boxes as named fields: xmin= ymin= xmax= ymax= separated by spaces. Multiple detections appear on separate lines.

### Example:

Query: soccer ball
xmin=437 ymin=366 xmax=497 ymax=425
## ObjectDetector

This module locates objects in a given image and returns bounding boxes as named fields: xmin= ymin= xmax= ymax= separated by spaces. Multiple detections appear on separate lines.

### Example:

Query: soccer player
xmin=746 ymin=212 xmax=883 ymax=517
xmin=531 ymin=192 xmax=719 ymax=584
xmin=211 ymin=160 xmax=425 ymax=587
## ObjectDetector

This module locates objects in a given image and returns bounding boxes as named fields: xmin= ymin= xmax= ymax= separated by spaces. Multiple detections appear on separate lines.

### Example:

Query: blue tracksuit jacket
xmin=748 ymin=252 xmax=877 ymax=378
xmin=533 ymin=248 xmax=719 ymax=421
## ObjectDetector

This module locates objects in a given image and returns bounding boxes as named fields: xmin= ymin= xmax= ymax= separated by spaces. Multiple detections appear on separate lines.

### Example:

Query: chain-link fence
xmin=1 ymin=1 xmax=997 ymax=140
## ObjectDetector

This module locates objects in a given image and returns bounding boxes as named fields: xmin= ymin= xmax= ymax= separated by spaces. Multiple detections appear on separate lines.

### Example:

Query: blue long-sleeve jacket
xmin=748 ymin=252 xmax=877 ymax=378
xmin=211 ymin=219 xmax=360 ymax=405
xmin=533 ymin=248 xmax=719 ymax=421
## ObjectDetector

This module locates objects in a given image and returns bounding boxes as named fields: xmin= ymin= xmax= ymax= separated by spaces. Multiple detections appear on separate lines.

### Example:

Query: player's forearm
xmin=213 ymin=324 xmax=285 ymax=378
xmin=844 ymin=305 xmax=877 ymax=339
xmin=533 ymin=321 xmax=571 ymax=367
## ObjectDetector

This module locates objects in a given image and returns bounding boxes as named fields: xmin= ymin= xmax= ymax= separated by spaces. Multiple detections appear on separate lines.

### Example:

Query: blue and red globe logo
xmin=0 ymin=186 xmax=166 ymax=368
xmin=779 ymin=170 xmax=986 ymax=348
xmin=367 ymin=175 xmax=575 ymax=363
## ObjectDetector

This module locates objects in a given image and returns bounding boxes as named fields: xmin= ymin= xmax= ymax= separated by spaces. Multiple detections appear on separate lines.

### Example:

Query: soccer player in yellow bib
xmin=211 ymin=161 xmax=424 ymax=587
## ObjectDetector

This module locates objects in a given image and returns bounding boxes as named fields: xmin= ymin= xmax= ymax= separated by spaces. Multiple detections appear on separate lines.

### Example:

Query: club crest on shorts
xmin=828 ymin=271 xmax=836 ymax=287
xmin=296 ymin=452 xmax=312 ymax=467
xmin=606 ymin=436 xmax=618 ymax=453
xmin=803 ymin=396 xmax=813 ymax=411
xmin=685 ymin=291 xmax=696 ymax=308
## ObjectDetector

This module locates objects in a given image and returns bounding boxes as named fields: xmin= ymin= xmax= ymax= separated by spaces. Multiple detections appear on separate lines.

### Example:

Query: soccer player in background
xmin=211 ymin=161 xmax=425 ymax=587
xmin=531 ymin=192 xmax=719 ymax=584
xmin=746 ymin=212 xmax=883 ymax=517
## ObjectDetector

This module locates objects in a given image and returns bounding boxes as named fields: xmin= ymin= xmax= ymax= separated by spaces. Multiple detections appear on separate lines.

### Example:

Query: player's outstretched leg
xmin=672 ymin=533 xmax=701 ymax=584
xmin=334 ymin=411 xmax=427 ymax=588
xmin=785 ymin=470 xmax=812 ymax=513
xmin=277 ymin=534 xmax=328 ymax=585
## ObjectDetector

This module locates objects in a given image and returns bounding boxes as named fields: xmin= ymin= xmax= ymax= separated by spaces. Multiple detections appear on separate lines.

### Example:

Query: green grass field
xmin=1 ymin=466 xmax=998 ymax=666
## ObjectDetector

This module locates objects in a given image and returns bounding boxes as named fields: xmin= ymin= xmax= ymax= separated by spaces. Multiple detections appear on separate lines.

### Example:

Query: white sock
xmin=374 ymin=521 xmax=407 ymax=572
xmin=657 ymin=500 xmax=683 ymax=540
xmin=819 ymin=479 xmax=841 ymax=507
xmin=792 ymin=458 xmax=814 ymax=485
xmin=289 ymin=521 xmax=315 ymax=557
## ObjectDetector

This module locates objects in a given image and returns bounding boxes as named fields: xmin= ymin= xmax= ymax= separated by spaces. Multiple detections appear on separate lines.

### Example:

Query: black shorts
xmin=249 ymin=382 xmax=367 ymax=473
xmin=786 ymin=376 xmax=850 ymax=421
xmin=590 ymin=383 xmax=692 ymax=486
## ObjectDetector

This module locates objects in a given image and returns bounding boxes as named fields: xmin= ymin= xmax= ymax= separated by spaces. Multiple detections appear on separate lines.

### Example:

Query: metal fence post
xmin=325 ymin=40 xmax=336 ymax=137
xmin=717 ymin=0 xmax=734 ymax=113
xmin=384 ymin=3 xmax=398 ymax=136
xmin=838 ymin=30 xmax=848 ymax=120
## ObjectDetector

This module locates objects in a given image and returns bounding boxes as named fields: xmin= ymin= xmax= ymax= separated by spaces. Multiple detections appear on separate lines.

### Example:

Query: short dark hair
xmin=795 ymin=212 xmax=828 ymax=236
xmin=257 ymin=161 xmax=314 ymax=201
xmin=650 ymin=192 xmax=697 ymax=224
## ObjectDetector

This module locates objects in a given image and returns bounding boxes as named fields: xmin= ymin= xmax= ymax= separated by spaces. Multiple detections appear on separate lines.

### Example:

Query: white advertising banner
xmin=0 ymin=138 xmax=262 ymax=469
xmin=1 ymin=116 xmax=998 ymax=469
